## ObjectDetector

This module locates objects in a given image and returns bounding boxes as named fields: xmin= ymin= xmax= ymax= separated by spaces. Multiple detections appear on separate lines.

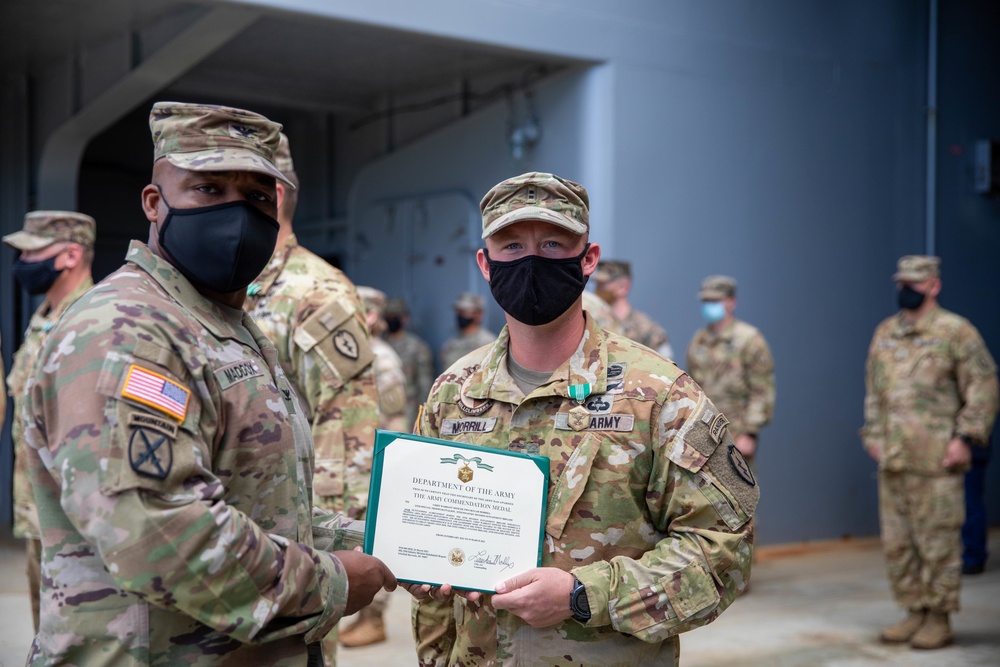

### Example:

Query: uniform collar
xmin=464 ymin=313 xmax=608 ymax=403
xmin=126 ymin=240 xmax=260 ymax=350
xmin=705 ymin=317 xmax=738 ymax=341
xmin=30 ymin=277 xmax=94 ymax=332
xmin=894 ymin=306 xmax=939 ymax=336
xmin=246 ymin=233 xmax=299 ymax=298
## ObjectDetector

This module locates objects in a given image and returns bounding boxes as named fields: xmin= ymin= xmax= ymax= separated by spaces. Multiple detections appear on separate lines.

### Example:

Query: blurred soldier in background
xmin=862 ymin=255 xmax=998 ymax=649
xmin=581 ymin=289 xmax=622 ymax=335
xmin=244 ymin=132 xmax=382 ymax=665
xmin=357 ymin=287 xmax=409 ymax=433
xmin=383 ymin=296 xmax=434 ymax=428
xmin=439 ymin=292 xmax=496 ymax=370
xmin=594 ymin=259 xmax=672 ymax=358
xmin=343 ymin=286 xmax=409 ymax=648
xmin=686 ymin=275 xmax=775 ymax=463
xmin=22 ymin=102 xmax=393 ymax=666
xmin=4 ymin=210 xmax=96 ymax=632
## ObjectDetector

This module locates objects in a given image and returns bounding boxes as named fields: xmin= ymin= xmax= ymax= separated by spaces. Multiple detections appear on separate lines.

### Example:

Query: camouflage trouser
xmin=27 ymin=537 xmax=41 ymax=633
xmin=321 ymin=623 xmax=339 ymax=666
xmin=367 ymin=587 xmax=391 ymax=614
xmin=878 ymin=470 xmax=964 ymax=613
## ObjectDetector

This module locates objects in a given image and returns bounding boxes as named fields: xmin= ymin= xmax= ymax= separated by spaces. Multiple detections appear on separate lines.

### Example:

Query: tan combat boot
xmin=339 ymin=607 xmax=387 ymax=648
xmin=879 ymin=609 xmax=926 ymax=643
xmin=910 ymin=611 xmax=953 ymax=649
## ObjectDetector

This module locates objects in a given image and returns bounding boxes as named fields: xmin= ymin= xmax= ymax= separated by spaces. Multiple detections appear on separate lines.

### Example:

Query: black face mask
xmin=457 ymin=314 xmax=476 ymax=330
xmin=485 ymin=244 xmax=590 ymax=326
xmin=385 ymin=316 xmax=404 ymax=333
xmin=13 ymin=255 xmax=63 ymax=295
xmin=898 ymin=285 xmax=926 ymax=311
xmin=157 ymin=190 xmax=279 ymax=294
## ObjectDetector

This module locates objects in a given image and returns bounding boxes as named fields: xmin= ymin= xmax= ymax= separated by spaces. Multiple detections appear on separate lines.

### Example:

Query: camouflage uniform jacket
xmin=619 ymin=307 xmax=671 ymax=358
xmin=582 ymin=290 xmax=622 ymax=335
xmin=385 ymin=330 xmax=434 ymax=427
xmin=8 ymin=277 xmax=93 ymax=539
xmin=245 ymin=234 xmax=379 ymax=517
xmin=372 ymin=337 xmax=410 ymax=432
xmin=24 ymin=241 xmax=358 ymax=666
xmin=414 ymin=315 xmax=758 ymax=667
xmin=440 ymin=326 xmax=497 ymax=371
xmin=685 ymin=318 xmax=775 ymax=438
xmin=862 ymin=306 xmax=998 ymax=474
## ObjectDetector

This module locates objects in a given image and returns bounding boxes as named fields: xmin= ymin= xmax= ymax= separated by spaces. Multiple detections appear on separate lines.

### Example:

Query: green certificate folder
xmin=364 ymin=429 xmax=549 ymax=593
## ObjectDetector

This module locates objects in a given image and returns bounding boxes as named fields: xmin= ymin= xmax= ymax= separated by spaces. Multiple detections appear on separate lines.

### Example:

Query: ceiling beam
xmin=38 ymin=5 xmax=262 ymax=208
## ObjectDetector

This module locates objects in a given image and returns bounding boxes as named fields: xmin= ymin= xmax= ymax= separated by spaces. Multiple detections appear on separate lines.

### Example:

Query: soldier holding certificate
xmin=411 ymin=172 xmax=758 ymax=666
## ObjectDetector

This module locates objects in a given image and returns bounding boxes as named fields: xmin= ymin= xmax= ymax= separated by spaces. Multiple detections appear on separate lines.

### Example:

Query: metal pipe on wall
xmin=926 ymin=0 xmax=938 ymax=255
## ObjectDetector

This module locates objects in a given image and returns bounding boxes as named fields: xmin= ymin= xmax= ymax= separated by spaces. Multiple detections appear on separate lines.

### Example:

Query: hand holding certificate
xmin=364 ymin=430 xmax=549 ymax=592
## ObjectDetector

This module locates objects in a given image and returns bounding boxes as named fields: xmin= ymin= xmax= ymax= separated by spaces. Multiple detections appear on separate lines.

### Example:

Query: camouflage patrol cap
xmin=3 ymin=210 xmax=96 ymax=252
xmin=480 ymin=172 xmax=588 ymax=239
xmin=454 ymin=292 xmax=485 ymax=312
xmin=275 ymin=132 xmax=295 ymax=175
xmin=699 ymin=275 xmax=737 ymax=300
xmin=357 ymin=285 xmax=387 ymax=314
xmin=594 ymin=260 xmax=631 ymax=284
xmin=893 ymin=255 xmax=940 ymax=282
xmin=149 ymin=101 xmax=294 ymax=188
xmin=384 ymin=297 xmax=409 ymax=317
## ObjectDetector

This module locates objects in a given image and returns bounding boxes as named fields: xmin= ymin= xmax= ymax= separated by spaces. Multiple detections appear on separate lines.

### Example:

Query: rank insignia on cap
xmin=121 ymin=365 xmax=190 ymax=422
xmin=333 ymin=330 xmax=359 ymax=359
xmin=129 ymin=427 xmax=173 ymax=479
xmin=728 ymin=444 xmax=756 ymax=486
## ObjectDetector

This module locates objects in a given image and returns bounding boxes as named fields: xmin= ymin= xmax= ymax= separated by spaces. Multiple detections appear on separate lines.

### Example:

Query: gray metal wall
xmin=345 ymin=0 xmax=933 ymax=545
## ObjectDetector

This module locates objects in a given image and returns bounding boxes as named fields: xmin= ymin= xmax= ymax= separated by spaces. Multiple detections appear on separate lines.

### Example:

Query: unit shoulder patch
xmin=129 ymin=427 xmax=173 ymax=479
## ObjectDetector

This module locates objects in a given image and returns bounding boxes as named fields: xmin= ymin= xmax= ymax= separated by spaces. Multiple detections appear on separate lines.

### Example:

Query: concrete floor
xmin=1 ymin=533 xmax=998 ymax=666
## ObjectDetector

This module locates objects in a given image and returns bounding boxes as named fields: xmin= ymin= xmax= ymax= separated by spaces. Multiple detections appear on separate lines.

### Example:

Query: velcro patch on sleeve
xmin=127 ymin=412 xmax=179 ymax=438
xmin=120 ymin=364 xmax=190 ymax=422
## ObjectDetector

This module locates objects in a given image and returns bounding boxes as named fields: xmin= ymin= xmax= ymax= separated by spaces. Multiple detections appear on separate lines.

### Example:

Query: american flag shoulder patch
xmin=121 ymin=364 xmax=190 ymax=422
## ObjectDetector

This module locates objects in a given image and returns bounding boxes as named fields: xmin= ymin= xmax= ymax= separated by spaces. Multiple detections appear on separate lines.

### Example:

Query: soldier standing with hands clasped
xmin=4 ymin=211 xmax=96 ymax=633
xmin=22 ymin=102 xmax=394 ymax=667
xmin=862 ymin=255 xmax=998 ymax=650
xmin=686 ymin=276 xmax=775 ymax=463
xmin=410 ymin=172 xmax=757 ymax=666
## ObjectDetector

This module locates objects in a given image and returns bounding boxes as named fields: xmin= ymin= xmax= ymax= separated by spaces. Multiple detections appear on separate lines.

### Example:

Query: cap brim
xmin=482 ymin=206 xmax=586 ymax=239
xmin=2 ymin=231 xmax=56 ymax=252
xmin=698 ymin=290 xmax=729 ymax=300
xmin=163 ymin=149 xmax=295 ymax=189
xmin=892 ymin=272 xmax=931 ymax=282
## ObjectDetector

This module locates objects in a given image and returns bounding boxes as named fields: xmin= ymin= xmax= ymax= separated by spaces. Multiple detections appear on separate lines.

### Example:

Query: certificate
xmin=364 ymin=430 xmax=549 ymax=592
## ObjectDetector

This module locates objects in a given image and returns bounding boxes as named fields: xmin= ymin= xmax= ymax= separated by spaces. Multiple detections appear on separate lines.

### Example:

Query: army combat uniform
xmin=862 ymin=305 xmax=998 ymax=614
xmin=413 ymin=315 xmax=758 ymax=667
xmin=246 ymin=233 xmax=379 ymax=518
xmin=686 ymin=319 xmax=775 ymax=445
xmin=385 ymin=328 xmax=434 ymax=427
xmin=24 ymin=242 xmax=358 ymax=666
xmin=8 ymin=277 xmax=92 ymax=625
xmin=619 ymin=307 xmax=672 ymax=359
xmin=440 ymin=326 xmax=497 ymax=372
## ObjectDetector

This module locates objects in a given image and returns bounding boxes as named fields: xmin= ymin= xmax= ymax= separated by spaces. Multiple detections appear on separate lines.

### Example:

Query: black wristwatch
xmin=958 ymin=433 xmax=976 ymax=446
xmin=570 ymin=577 xmax=591 ymax=623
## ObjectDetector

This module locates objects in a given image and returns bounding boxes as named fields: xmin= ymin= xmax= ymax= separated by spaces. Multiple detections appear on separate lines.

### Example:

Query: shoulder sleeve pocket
xmin=94 ymin=345 xmax=204 ymax=497
xmin=293 ymin=301 xmax=374 ymax=386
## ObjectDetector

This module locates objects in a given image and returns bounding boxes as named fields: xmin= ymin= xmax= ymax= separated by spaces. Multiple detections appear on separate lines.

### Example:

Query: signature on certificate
xmin=471 ymin=550 xmax=515 ymax=571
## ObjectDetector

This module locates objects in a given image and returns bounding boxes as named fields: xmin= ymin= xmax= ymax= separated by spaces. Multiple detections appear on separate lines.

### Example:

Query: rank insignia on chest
xmin=568 ymin=404 xmax=591 ymax=431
